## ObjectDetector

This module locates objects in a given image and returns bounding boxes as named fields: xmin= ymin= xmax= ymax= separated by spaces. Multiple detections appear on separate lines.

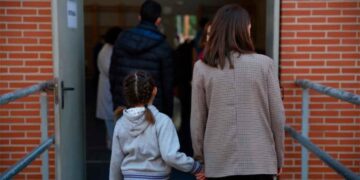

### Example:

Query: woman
xmin=190 ymin=4 xmax=285 ymax=180
xmin=96 ymin=26 xmax=122 ymax=149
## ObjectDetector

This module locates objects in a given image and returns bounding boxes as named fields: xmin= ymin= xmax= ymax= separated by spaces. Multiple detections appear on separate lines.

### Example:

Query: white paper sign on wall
xmin=67 ymin=0 xmax=77 ymax=29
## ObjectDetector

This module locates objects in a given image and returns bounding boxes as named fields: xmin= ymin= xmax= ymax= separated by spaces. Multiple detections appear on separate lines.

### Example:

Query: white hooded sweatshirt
xmin=109 ymin=105 xmax=201 ymax=180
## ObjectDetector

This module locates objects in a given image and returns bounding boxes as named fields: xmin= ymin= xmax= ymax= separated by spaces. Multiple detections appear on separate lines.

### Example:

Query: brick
xmin=6 ymin=9 xmax=37 ymax=15
xmin=326 ymin=75 xmax=355 ymax=81
xmin=325 ymin=104 xmax=356 ymax=109
xmin=312 ymin=10 xmax=341 ymax=16
xmin=311 ymin=53 xmax=340 ymax=59
xmin=281 ymin=68 xmax=310 ymax=74
xmin=23 ymin=31 xmax=52 ymax=37
xmin=297 ymin=2 xmax=326 ymax=8
xmin=0 ymin=16 xmax=21 ymax=22
xmin=38 ymin=9 xmax=51 ymax=15
xmin=281 ymin=39 xmax=310 ymax=45
xmin=24 ymin=46 xmax=52 ymax=52
xmin=343 ymin=10 xmax=360 ymax=15
xmin=8 ymin=38 xmax=37 ymax=44
xmin=342 ymin=68 xmax=360 ymax=73
xmin=0 ymin=132 xmax=25 ymax=138
xmin=39 ymin=38 xmax=52 ymax=44
xmin=328 ymin=46 xmax=356 ymax=52
xmin=341 ymin=82 xmax=360 ymax=88
xmin=312 ymin=25 xmax=340 ymax=30
xmin=22 ymin=1 xmax=51 ymax=7
xmin=0 ymin=31 xmax=21 ymax=37
xmin=328 ymin=32 xmax=357 ymax=38
xmin=11 ymin=125 xmax=40 ymax=131
xmin=39 ymin=24 xmax=52 ymax=30
xmin=340 ymin=125 xmax=359 ymax=131
xmin=340 ymin=111 xmax=360 ymax=116
xmin=0 ymin=1 xmax=21 ymax=7
xmin=40 ymin=53 xmax=52 ymax=59
xmin=0 ymin=45 xmax=22 ymax=51
xmin=297 ymin=46 xmax=325 ymax=52
xmin=25 ymin=75 xmax=53 ymax=80
xmin=0 ymin=75 xmax=23 ymax=80
xmin=327 ymin=61 xmax=356 ymax=66
xmin=281 ymin=53 xmax=309 ymax=59
xmin=12 ymin=139 xmax=40 ymax=145
xmin=282 ymin=25 xmax=310 ymax=31
xmin=328 ymin=2 xmax=358 ymax=8
xmin=281 ymin=17 xmax=295 ymax=23
xmin=297 ymin=17 xmax=326 ymax=23
xmin=280 ymin=32 xmax=295 ymax=37
xmin=9 ymin=53 xmax=38 ymax=59
xmin=342 ymin=25 xmax=360 ymax=30
xmin=311 ymin=111 xmax=339 ymax=117
xmin=325 ymin=146 xmax=353 ymax=152
xmin=280 ymin=46 xmax=295 ymax=52
xmin=342 ymin=39 xmax=360 ymax=45
xmin=312 ymin=68 xmax=340 ymax=74
xmin=296 ymin=75 xmax=325 ymax=81
xmin=297 ymin=32 xmax=325 ymax=38
xmin=282 ymin=10 xmax=311 ymax=16
xmin=311 ymin=39 xmax=340 ymax=45
xmin=9 ymin=67 xmax=39 ymax=73
xmin=25 ymin=61 xmax=52 ymax=66
xmin=281 ymin=3 xmax=295 ymax=9
xmin=10 ymin=110 xmax=39 ymax=116
xmin=296 ymin=61 xmax=324 ymax=66
xmin=7 ymin=24 xmax=37 ymax=30
xmin=23 ymin=16 xmax=51 ymax=23
xmin=328 ymin=17 xmax=357 ymax=23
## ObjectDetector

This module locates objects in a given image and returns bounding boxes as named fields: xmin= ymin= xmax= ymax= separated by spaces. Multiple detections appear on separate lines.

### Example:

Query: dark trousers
xmin=208 ymin=175 xmax=274 ymax=180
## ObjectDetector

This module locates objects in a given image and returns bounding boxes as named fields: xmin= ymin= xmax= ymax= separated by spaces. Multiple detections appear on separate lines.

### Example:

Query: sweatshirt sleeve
xmin=190 ymin=62 xmax=207 ymax=164
xmin=267 ymin=62 xmax=285 ymax=168
xmin=109 ymin=123 xmax=124 ymax=180
xmin=157 ymin=115 xmax=202 ymax=174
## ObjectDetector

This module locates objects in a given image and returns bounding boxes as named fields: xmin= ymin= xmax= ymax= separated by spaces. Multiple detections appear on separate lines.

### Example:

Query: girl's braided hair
xmin=114 ymin=71 xmax=156 ymax=124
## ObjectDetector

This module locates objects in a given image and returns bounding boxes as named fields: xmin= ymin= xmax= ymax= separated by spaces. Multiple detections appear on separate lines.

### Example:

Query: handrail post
xmin=40 ymin=91 xmax=49 ymax=180
xmin=301 ymin=88 xmax=309 ymax=180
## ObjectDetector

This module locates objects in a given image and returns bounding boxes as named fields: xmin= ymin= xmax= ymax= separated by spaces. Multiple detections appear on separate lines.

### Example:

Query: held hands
xmin=195 ymin=169 xmax=206 ymax=180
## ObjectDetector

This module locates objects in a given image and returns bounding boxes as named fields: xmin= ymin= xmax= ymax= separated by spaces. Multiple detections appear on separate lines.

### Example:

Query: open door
xmin=52 ymin=0 xmax=86 ymax=179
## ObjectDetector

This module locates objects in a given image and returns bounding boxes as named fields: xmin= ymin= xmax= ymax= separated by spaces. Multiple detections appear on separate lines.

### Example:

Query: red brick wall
xmin=0 ymin=1 xmax=55 ymax=179
xmin=280 ymin=0 xmax=360 ymax=179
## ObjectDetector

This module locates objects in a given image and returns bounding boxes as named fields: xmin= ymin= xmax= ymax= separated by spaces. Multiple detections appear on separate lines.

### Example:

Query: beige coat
xmin=190 ymin=53 xmax=285 ymax=177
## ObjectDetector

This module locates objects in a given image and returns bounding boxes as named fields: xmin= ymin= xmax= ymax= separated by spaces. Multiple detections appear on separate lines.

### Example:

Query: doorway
xmin=53 ymin=0 xmax=279 ymax=179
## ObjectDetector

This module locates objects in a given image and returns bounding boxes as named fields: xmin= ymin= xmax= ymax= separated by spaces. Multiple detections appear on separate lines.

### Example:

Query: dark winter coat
xmin=109 ymin=21 xmax=173 ymax=117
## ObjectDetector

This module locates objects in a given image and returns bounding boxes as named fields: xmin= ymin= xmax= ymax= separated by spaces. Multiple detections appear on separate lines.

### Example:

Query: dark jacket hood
xmin=117 ymin=21 xmax=166 ymax=55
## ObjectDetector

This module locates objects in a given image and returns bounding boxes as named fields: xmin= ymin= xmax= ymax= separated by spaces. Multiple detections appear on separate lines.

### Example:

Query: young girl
xmin=109 ymin=71 xmax=204 ymax=180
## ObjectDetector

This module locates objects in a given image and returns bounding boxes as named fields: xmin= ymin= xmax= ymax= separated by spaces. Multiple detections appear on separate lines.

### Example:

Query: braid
xmin=121 ymin=71 xmax=156 ymax=124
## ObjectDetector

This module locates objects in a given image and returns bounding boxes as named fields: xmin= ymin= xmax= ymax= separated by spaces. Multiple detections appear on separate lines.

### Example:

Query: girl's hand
xmin=195 ymin=169 xmax=206 ymax=180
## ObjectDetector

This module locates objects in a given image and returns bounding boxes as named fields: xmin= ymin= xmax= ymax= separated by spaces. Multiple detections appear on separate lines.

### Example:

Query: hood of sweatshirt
xmin=122 ymin=105 xmax=159 ymax=137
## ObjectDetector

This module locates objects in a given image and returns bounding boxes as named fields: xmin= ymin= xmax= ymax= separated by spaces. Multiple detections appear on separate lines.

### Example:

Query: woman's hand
xmin=277 ymin=168 xmax=282 ymax=176
xmin=195 ymin=169 xmax=206 ymax=180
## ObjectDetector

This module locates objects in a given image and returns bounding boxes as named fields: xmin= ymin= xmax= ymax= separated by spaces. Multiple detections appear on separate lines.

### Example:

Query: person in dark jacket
xmin=110 ymin=0 xmax=173 ymax=117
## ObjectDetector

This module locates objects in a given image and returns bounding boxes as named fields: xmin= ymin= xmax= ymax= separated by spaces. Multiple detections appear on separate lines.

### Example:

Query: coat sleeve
xmin=190 ymin=62 xmax=207 ymax=164
xmin=157 ymin=116 xmax=202 ymax=174
xmin=267 ymin=62 xmax=285 ymax=168
xmin=160 ymin=47 xmax=174 ymax=117
xmin=109 ymin=123 xmax=124 ymax=180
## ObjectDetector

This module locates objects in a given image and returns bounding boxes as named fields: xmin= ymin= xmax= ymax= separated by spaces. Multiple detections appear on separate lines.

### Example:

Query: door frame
xmin=266 ymin=0 xmax=280 ymax=76
xmin=52 ymin=0 xmax=86 ymax=179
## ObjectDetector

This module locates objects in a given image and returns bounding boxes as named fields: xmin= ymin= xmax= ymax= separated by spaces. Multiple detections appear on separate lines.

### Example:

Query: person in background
xmin=109 ymin=71 xmax=205 ymax=180
xmin=110 ymin=0 xmax=174 ymax=117
xmin=191 ymin=4 xmax=285 ymax=180
xmin=96 ymin=26 xmax=122 ymax=150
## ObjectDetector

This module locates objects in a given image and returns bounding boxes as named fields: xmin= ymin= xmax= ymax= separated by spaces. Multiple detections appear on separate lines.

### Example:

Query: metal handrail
xmin=285 ymin=126 xmax=360 ymax=180
xmin=0 ymin=79 xmax=55 ymax=105
xmin=295 ymin=79 xmax=360 ymax=105
xmin=0 ymin=136 xmax=55 ymax=180
xmin=0 ymin=80 xmax=56 ymax=180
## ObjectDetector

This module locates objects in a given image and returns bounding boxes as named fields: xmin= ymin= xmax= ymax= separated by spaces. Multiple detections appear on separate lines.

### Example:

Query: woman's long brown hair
xmin=114 ymin=71 xmax=156 ymax=124
xmin=204 ymin=4 xmax=255 ymax=69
